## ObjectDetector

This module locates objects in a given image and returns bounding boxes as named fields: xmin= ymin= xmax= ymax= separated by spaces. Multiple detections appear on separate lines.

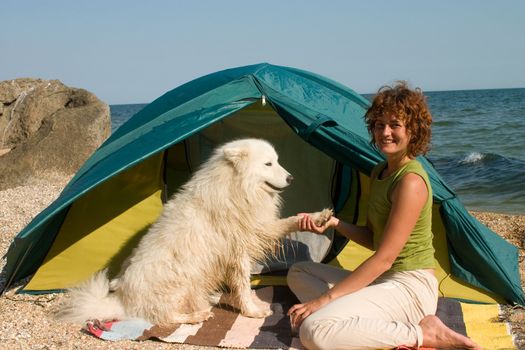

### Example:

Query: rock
xmin=0 ymin=78 xmax=110 ymax=190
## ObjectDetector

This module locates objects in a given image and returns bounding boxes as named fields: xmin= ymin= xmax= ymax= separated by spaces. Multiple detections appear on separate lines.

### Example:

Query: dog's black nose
xmin=286 ymin=175 xmax=294 ymax=184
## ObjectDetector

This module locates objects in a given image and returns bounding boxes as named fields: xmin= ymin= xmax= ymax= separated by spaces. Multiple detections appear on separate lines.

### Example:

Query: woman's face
xmin=373 ymin=114 xmax=410 ymax=158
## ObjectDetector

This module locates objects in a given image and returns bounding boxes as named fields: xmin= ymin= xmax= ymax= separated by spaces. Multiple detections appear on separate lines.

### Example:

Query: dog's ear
xmin=223 ymin=146 xmax=248 ymax=168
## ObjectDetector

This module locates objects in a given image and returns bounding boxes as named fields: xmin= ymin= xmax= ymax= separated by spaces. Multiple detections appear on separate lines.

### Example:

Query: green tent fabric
xmin=2 ymin=63 xmax=524 ymax=305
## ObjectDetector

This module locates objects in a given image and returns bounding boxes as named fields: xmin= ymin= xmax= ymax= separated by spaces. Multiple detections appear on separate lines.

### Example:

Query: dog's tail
xmin=55 ymin=269 xmax=126 ymax=324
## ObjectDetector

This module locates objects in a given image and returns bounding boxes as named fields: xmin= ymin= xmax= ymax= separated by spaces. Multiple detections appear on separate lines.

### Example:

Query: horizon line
xmin=108 ymin=86 xmax=525 ymax=106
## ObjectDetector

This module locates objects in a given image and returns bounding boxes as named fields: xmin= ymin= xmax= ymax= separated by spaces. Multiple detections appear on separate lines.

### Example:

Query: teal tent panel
xmin=441 ymin=199 xmax=525 ymax=305
xmin=3 ymin=211 xmax=69 ymax=288
xmin=415 ymin=158 xmax=524 ymax=305
xmin=67 ymin=76 xmax=262 ymax=187
xmin=251 ymin=65 xmax=371 ymax=140
xmin=111 ymin=64 xmax=265 ymax=140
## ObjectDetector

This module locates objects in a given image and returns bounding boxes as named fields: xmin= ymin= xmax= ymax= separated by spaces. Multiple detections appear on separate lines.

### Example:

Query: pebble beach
xmin=1 ymin=175 xmax=524 ymax=349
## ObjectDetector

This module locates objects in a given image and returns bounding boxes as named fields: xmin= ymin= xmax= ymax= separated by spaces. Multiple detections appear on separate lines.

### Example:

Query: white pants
xmin=287 ymin=261 xmax=438 ymax=350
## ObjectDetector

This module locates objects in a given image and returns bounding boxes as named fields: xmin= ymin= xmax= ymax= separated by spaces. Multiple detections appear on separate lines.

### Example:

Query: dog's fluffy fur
xmin=56 ymin=138 xmax=332 ymax=326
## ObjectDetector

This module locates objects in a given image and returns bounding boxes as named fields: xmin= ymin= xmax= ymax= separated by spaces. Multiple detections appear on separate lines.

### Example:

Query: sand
xmin=1 ymin=174 xmax=524 ymax=349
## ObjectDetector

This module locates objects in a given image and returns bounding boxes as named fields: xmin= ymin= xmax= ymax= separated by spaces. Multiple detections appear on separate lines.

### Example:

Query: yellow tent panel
xmin=25 ymin=154 xmax=164 ymax=291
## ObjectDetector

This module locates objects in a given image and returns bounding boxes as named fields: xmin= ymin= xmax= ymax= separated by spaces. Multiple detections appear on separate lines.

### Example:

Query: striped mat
xmin=86 ymin=286 xmax=516 ymax=349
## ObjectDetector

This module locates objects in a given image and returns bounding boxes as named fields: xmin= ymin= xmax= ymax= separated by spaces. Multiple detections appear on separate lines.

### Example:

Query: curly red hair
xmin=364 ymin=81 xmax=433 ymax=157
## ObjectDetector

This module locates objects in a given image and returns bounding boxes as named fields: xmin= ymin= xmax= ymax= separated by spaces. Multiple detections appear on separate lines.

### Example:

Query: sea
xmin=110 ymin=88 xmax=525 ymax=215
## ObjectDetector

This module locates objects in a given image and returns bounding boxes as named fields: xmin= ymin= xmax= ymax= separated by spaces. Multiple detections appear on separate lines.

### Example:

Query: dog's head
xmin=222 ymin=138 xmax=293 ymax=194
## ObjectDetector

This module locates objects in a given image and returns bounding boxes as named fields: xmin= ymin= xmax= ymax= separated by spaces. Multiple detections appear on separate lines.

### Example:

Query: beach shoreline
xmin=0 ymin=175 xmax=524 ymax=349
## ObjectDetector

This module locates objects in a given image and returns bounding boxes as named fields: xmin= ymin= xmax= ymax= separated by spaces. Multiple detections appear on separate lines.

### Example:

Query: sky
xmin=2 ymin=0 xmax=524 ymax=105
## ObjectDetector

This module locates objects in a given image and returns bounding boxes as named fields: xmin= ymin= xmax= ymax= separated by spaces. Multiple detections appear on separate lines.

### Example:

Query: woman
xmin=287 ymin=82 xmax=481 ymax=350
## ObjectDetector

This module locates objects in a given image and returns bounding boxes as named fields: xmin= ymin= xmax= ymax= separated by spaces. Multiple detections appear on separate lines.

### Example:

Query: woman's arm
xmin=298 ymin=214 xmax=374 ymax=249
xmin=326 ymin=173 xmax=428 ymax=299
xmin=289 ymin=173 xmax=429 ymax=325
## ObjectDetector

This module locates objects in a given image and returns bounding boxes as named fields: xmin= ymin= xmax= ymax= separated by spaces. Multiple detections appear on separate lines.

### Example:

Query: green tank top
xmin=367 ymin=160 xmax=435 ymax=271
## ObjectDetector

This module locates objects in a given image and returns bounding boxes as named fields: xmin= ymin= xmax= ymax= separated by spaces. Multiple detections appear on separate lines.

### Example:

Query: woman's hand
xmin=298 ymin=214 xmax=337 ymax=234
xmin=287 ymin=295 xmax=330 ymax=331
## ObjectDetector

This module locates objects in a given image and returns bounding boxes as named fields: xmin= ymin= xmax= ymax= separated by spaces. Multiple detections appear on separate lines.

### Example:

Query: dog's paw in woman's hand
xmin=311 ymin=208 xmax=333 ymax=226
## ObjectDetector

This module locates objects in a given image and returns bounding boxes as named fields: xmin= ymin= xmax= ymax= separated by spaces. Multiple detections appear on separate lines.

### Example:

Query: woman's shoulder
xmin=396 ymin=160 xmax=432 ymax=196
xmin=392 ymin=160 xmax=430 ymax=187
xmin=402 ymin=159 xmax=427 ymax=175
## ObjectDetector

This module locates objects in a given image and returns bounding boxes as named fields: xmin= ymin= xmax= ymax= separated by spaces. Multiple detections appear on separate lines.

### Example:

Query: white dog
xmin=57 ymin=138 xmax=332 ymax=326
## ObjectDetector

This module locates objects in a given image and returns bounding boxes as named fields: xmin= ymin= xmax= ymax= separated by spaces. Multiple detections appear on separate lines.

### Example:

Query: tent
xmin=2 ymin=63 xmax=524 ymax=306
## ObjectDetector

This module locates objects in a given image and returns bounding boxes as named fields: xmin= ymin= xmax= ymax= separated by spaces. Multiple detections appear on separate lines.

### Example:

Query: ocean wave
xmin=430 ymin=152 xmax=524 ymax=186
xmin=433 ymin=120 xmax=464 ymax=127
xmin=456 ymin=152 xmax=515 ymax=165
xmin=430 ymin=153 xmax=525 ymax=214
xmin=459 ymin=152 xmax=485 ymax=164
xmin=460 ymin=107 xmax=479 ymax=113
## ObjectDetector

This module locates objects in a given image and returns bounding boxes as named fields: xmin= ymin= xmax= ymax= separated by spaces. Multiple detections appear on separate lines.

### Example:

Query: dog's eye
xmin=265 ymin=162 xmax=272 ymax=166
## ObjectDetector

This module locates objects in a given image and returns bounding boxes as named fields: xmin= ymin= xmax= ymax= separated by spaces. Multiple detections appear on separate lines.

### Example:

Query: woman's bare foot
xmin=419 ymin=315 xmax=483 ymax=349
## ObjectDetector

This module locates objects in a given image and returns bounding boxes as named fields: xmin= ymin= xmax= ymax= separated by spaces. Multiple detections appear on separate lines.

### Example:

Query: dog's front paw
xmin=242 ymin=307 xmax=273 ymax=319
xmin=241 ymin=299 xmax=273 ymax=318
xmin=311 ymin=208 xmax=333 ymax=226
